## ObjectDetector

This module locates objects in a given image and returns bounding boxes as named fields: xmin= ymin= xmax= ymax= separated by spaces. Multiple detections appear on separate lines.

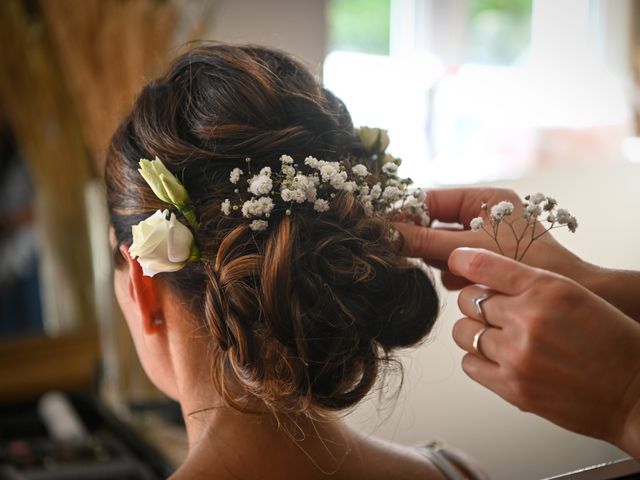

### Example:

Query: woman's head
xmin=106 ymin=44 xmax=439 ymax=417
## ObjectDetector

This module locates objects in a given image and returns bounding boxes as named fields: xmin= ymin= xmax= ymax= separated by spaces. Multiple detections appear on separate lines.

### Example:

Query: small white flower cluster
xmin=490 ymin=201 xmax=514 ymax=221
xmin=523 ymin=193 xmax=577 ymax=233
xmin=219 ymin=132 xmax=429 ymax=232
xmin=469 ymin=217 xmax=485 ymax=232
xmin=470 ymin=192 xmax=578 ymax=262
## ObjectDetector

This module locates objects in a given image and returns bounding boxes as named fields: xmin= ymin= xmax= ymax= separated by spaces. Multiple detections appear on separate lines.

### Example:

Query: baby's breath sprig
xmin=469 ymin=193 xmax=578 ymax=262
xmin=219 ymin=127 xmax=430 ymax=232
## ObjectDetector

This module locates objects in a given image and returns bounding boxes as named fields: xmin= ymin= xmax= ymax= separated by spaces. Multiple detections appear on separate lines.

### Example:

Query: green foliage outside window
xmin=467 ymin=0 xmax=533 ymax=65
xmin=328 ymin=0 xmax=390 ymax=55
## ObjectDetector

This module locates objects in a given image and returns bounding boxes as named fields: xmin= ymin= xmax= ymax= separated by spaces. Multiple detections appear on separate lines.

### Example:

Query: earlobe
xmin=119 ymin=244 xmax=164 ymax=334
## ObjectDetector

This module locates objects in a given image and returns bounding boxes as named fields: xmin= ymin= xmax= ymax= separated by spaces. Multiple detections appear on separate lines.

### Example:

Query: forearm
xmin=578 ymin=265 xmax=640 ymax=323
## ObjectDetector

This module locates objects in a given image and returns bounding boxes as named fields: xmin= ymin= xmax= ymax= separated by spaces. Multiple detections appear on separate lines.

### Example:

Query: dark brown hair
xmin=106 ymin=44 xmax=439 ymax=417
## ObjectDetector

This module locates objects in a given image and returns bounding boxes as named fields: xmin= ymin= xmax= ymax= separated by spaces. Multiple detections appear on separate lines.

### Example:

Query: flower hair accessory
xmin=129 ymin=157 xmax=200 ymax=277
xmin=220 ymin=127 xmax=430 ymax=231
xmin=129 ymin=128 xmax=430 ymax=276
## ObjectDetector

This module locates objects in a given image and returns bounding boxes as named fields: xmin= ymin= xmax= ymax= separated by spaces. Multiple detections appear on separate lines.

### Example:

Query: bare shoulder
xmin=341 ymin=434 xmax=490 ymax=480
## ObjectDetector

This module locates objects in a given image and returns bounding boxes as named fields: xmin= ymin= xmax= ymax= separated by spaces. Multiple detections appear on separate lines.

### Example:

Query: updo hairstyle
xmin=106 ymin=44 xmax=439 ymax=417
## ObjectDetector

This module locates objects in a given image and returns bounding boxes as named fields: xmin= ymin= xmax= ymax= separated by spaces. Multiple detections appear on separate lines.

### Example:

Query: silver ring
xmin=472 ymin=326 xmax=490 ymax=359
xmin=473 ymin=291 xmax=495 ymax=324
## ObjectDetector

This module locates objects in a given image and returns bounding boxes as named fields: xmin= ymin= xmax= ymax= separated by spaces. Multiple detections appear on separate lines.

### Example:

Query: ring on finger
xmin=472 ymin=326 xmax=490 ymax=359
xmin=473 ymin=290 xmax=495 ymax=324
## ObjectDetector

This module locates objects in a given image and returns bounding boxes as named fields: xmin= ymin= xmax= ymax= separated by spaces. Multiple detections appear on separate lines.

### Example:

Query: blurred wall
xmin=208 ymin=0 xmax=326 ymax=76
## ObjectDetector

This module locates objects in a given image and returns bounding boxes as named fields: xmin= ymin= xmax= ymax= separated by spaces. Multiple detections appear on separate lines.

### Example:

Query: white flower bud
xmin=230 ymin=168 xmax=243 ymax=184
xmin=304 ymin=156 xmax=320 ymax=168
xmin=250 ymin=219 xmax=269 ymax=231
xmin=470 ymin=217 xmax=485 ymax=231
xmin=544 ymin=197 xmax=557 ymax=211
xmin=319 ymin=163 xmax=340 ymax=181
xmin=329 ymin=171 xmax=348 ymax=189
xmin=281 ymin=165 xmax=296 ymax=177
xmin=281 ymin=189 xmax=294 ymax=202
xmin=370 ymin=183 xmax=382 ymax=200
xmin=339 ymin=181 xmax=357 ymax=193
xmin=556 ymin=209 xmax=578 ymax=232
xmin=241 ymin=197 xmax=274 ymax=217
xmin=529 ymin=192 xmax=545 ymax=205
xmin=351 ymin=164 xmax=369 ymax=177
xmin=248 ymin=174 xmax=273 ymax=196
xmin=221 ymin=199 xmax=231 ymax=215
xmin=313 ymin=199 xmax=330 ymax=212
xmin=382 ymin=162 xmax=398 ymax=175
xmin=382 ymin=186 xmax=402 ymax=201
xmin=490 ymin=201 xmax=514 ymax=221
xmin=556 ymin=208 xmax=572 ymax=224
xmin=139 ymin=157 xmax=190 ymax=207
xmin=525 ymin=203 xmax=542 ymax=219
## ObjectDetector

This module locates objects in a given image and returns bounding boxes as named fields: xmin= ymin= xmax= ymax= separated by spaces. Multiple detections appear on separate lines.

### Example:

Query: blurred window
xmin=325 ymin=0 xmax=633 ymax=185
xmin=466 ymin=0 xmax=532 ymax=66
xmin=328 ymin=0 xmax=391 ymax=55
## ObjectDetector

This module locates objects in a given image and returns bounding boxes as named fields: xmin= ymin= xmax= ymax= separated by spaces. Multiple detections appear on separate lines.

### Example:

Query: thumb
xmin=394 ymin=222 xmax=476 ymax=263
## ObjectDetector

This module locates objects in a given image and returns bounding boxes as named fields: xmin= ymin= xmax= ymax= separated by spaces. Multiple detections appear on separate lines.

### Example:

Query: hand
xmin=449 ymin=248 xmax=640 ymax=458
xmin=394 ymin=187 xmax=590 ymax=290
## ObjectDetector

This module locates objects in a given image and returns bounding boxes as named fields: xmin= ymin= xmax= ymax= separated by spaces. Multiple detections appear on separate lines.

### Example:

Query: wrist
xmin=571 ymin=260 xmax=610 ymax=295
xmin=543 ymin=249 xmax=596 ymax=289
xmin=575 ymin=264 xmax=640 ymax=322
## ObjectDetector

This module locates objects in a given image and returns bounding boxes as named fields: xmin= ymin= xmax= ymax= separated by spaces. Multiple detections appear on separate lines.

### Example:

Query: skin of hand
xmin=450 ymin=248 xmax=640 ymax=459
xmin=394 ymin=187 xmax=640 ymax=322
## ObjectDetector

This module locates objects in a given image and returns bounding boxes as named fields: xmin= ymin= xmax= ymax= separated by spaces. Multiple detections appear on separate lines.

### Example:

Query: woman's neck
xmin=175 ymin=405 xmax=356 ymax=479
xmin=167 ymin=324 xmax=357 ymax=479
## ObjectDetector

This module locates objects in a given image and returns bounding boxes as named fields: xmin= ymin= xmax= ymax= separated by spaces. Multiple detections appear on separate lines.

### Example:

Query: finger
xmin=426 ymin=188 xmax=485 ymax=224
xmin=460 ymin=354 xmax=518 ymax=405
xmin=457 ymin=284 xmax=508 ymax=327
xmin=452 ymin=317 xmax=501 ymax=362
xmin=441 ymin=271 xmax=470 ymax=291
xmin=394 ymin=222 xmax=479 ymax=263
xmin=448 ymin=248 xmax=542 ymax=296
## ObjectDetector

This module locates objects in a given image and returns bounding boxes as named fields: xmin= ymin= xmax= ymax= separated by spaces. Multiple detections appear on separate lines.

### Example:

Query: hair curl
xmin=106 ymin=44 xmax=439 ymax=417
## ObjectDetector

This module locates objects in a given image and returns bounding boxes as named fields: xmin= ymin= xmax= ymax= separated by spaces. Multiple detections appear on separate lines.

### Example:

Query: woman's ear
xmin=119 ymin=244 xmax=164 ymax=335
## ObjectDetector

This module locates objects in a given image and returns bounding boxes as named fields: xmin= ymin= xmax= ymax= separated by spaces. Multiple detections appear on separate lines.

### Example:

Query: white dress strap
xmin=419 ymin=447 xmax=468 ymax=480
xmin=417 ymin=442 xmax=489 ymax=480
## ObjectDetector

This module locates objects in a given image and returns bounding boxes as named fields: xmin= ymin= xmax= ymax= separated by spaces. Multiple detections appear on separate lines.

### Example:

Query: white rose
xmin=129 ymin=209 xmax=195 ymax=277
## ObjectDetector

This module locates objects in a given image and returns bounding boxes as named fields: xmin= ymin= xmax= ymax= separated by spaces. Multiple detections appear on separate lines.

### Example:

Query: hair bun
xmin=267 ymin=193 xmax=439 ymax=411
